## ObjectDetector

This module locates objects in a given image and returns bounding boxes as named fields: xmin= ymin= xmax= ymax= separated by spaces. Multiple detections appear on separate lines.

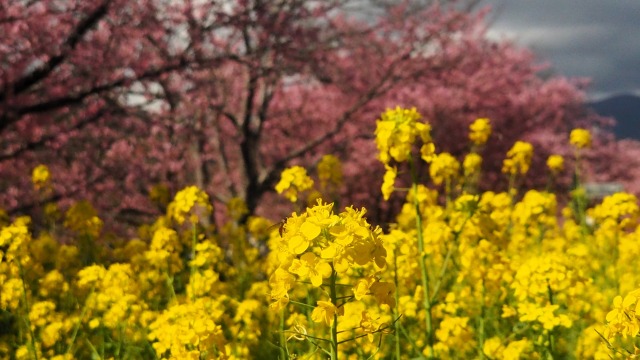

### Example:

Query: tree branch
xmin=0 ymin=107 xmax=108 ymax=162
xmin=0 ymin=0 xmax=111 ymax=102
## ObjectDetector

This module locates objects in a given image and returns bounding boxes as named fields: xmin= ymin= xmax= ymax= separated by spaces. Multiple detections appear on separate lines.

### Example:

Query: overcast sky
xmin=482 ymin=0 xmax=640 ymax=100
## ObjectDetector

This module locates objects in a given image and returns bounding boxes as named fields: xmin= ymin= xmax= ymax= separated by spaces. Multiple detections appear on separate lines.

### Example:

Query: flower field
xmin=1 ymin=108 xmax=639 ymax=359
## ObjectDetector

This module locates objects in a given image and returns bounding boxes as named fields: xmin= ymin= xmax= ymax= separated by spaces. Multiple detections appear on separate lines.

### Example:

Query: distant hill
xmin=589 ymin=94 xmax=640 ymax=140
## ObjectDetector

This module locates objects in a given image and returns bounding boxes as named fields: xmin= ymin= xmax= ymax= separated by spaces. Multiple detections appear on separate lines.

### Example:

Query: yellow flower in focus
xmin=502 ymin=141 xmax=534 ymax=176
xmin=353 ymin=276 xmax=376 ymax=301
xmin=360 ymin=310 xmax=385 ymax=342
xmin=311 ymin=300 xmax=338 ymax=326
xmin=605 ymin=289 xmax=640 ymax=338
xmin=570 ymin=128 xmax=591 ymax=149
xmin=369 ymin=280 xmax=396 ymax=309
xmin=469 ymin=118 xmax=492 ymax=145
xmin=275 ymin=166 xmax=314 ymax=203
xmin=288 ymin=252 xmax=331 ymax=287
xmin=268 ymin=268 xmax=295 ymax=311
xmin=381 ymin=165 xmax=397 ymax=201
xmin=546 ymin=154 xmax=564 ymax=174
xmin=32 ymin=164 xmax=51 ymax=190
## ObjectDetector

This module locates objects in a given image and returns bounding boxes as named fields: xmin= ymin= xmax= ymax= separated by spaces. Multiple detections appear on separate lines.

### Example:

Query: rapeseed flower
xmin=31 ymin=164 xmax=51 ymax=190
xmin=570 ymin=128 xmax=592 ymax=149
xmin=167 ymin=185 xmax=212 ymax=224
xmin=317 ymin=154 xmax=343 ymax=189
xmin=502 ymin=141 xmax=533 ymax=176
xmin=375 ymin=106 xmax=431 ymax=165
xmin=275 ymin=166 xmax=314 ymax=203
xmin=429 ymin=152 xmax=460 ymax=186
xmin=469 ymin=118 xmax=492 ymax=145
xmin=381 ymin=165 xmax=396 ymax=201
xmin=546 ymin=154 xmax=564 ymax=174
xmin=463 ymin=152 xmax=482 ymax=178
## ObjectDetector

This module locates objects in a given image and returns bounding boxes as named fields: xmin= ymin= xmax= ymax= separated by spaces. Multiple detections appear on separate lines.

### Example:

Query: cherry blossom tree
xmin=0 ymin=0 xmax=626 ymax=231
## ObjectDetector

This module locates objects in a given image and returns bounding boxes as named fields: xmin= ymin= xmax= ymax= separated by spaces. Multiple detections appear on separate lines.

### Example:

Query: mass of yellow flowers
xmin=1 ymin=107 xmax=638 ymax=359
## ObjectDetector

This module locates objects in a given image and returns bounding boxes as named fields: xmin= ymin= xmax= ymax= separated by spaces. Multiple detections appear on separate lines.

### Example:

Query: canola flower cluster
xmin=1 ymin=108 xmax=639 ymax=359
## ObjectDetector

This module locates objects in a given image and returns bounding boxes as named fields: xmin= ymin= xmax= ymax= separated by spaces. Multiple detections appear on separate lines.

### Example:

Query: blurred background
xmin=1 ymin=0 xmax=638 ymax=234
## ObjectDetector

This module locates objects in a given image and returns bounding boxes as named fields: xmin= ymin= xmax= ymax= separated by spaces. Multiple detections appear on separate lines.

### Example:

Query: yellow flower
xmin=353 ymin=276 xmax=376 ymax=300
xmin=167 ymin=186 xmax=212 ymax=225
xmin=32 ymin=164 xmax=51 ymax=190
xmin=591 ymin=192 xmax=638 ymax=229
xmin=570 ymin=128 xmax=591 ymax=149
xmin=546 ymin=154 xmax=564 ymax=174
xmin=375 ymin=106 xmax=431 ymax=165
xmin=502 ymin=141 xmax=534 ymax=176
xmin=360 ymin=310 xmax=384 ymax=342
xmin=288 ymin=252 xmax=331 ymax=287
xmin=420 ymin=142 xmax=436 ymax=163
xmin=77 ymin=264 xmax=107 ymax=289
xmin=311 ymin=300 xmax=338 ymax=325
xmin=469 ymin=118 xmax=492 ymax=145
xmin=226 ymin=197 xmax=248 ymax=221
xmin=463 ymin=152 xmax=482 ymax=177
xmin=64 ymin=201 xmax=103 ymax=237
xmin=381 ymin=165 xmax=396 ymax=201
xmin=605 ymin=289 xmax=640 ymax=338
xmin=317 ymin=154 xmax=343 ymax=189
xmin=502 ymin=339 xmax=533 ymax=360
xmin=369 ymin=280 xmax=396 ymax=309
xmin=275 ymin=166 xmax=314 ymax=203
xmin=246 ymin=216 xmax=274 ymax=238
xmin=269 ymin=267 xmax=295 ymax=308
xmin=483 ymin=337 xmax=505 ymax=358
xmin=429 ymin=152 xmax=460 ymax=185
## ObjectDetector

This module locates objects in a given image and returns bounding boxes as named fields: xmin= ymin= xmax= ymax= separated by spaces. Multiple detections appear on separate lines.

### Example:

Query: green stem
xmin=430 ymin=213 xmax=472 ymax=304
xmin=478 ymin=279 xmax=486 ymax=360
xmin=85 ymin=338 xmax=103 ymax=360
xmin=547 ymin=283 xmax=555 ymax=356
xmin=279 ymin=310 xmax=289 ymax=360
xmin=337 ymin=321 xmax=397 ymax=344
xmin=409 ymin=156 xmax=434 ymax=358
xmin=18 ymin=261 xmax=39 ymax=360
xmin=393 ymin=249 xmax=402 ymax=360
xmin=398 ymin=322 xmax=428 ymax=360
xmin=329 ymin=267 xmax=339 ymax=360
xmin=164 ymin=272 xmax=177 ymax=304
xmin=289 ymin=300 xmax=317 ymax=309
xmin=66 ymin=287 xmax=94 ymax=355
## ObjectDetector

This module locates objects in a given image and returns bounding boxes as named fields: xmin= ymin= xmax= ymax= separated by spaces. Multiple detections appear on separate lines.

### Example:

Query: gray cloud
xmin=483 ymin=0 xmax=640 ymax=99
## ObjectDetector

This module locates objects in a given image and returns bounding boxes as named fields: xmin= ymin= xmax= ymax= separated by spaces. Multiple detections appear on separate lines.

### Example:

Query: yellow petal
xmin=288 ymin=235 xmax=309 ymax=254
xmin=300 ymin=221 xmax=321 ymax=240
